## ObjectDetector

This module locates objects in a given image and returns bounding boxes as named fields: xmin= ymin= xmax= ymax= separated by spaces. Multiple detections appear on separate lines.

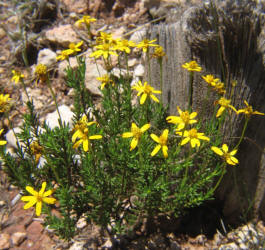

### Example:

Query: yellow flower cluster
xmin=56 ymin=41 xmax=83 ymax=61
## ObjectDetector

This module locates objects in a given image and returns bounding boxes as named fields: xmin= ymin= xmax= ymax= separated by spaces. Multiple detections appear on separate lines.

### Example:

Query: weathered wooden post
xmin=146 ymin=0 xmax=265 ymax=223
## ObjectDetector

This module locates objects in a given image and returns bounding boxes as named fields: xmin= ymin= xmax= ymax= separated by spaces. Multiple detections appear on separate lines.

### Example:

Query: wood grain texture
xmin=146 ymin=0 xmax=265 ymax=223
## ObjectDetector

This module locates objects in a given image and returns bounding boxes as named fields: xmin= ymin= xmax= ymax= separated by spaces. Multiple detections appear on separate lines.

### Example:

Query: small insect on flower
xmin=122 ymin=123 xmax=150 ymax=151
xmin=0 ymin=129 xmax=7 ymax=146
xmin=211 ymin=144 xmax=238 ymax=166
xmin=132 ymin=81 xmax=161 ymax=105
xmin=182 ymin=61 xmax=202 ymax=72
xmin=176 ymin=128 xmax=210 ymax=148
xmin=166 ymin=106 xmax=197 ymax=131
xmin=21 ymin=182 xmax=56 ymax=216
xmin=0 ymin=94 xmax=12 ymax=113
xmin=11 ymin=70 xmax=24 ymax=84
xmin=150 ymin=129 xmax=169 ymax=158
xmin=237 ymin=100 xmax=265 ymax=118
xmin=215 ymin=97 xmax=237 ymax=117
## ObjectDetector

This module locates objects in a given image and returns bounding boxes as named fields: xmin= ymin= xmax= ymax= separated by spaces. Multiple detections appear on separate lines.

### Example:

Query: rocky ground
xmin=0 ymin=0 xmax=265 ymax=249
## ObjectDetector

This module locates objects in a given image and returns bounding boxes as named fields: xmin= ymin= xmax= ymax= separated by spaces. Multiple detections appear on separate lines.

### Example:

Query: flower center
xmin=36 ymin=194 xmax=43 ymax=202
xmin=143 ymin=85 xmax=153 ymax=95
xmin=181 ymin=111 xmax=190 ymax=124
xmin=160 ymin=136 xmax=167 ymax=146
xmin=189 ymin=61 xmax=197 ymax=69
xmin=189 ymin=128 xmax=198 ymax=139
xmin=132 ymin=127 xmax=142 ymax=139
xmin=219 ymin=98 xmax=230 ymax=107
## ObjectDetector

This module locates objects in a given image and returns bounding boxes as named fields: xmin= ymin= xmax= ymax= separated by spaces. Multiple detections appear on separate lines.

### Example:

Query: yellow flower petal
xmin=180 ymin=137 xmax=190 ymax=146
xmin=230 ymin=156 xmax=239 ymax=164
xmin=26 ymin=186 xmax=38 ymax=196
xmin=73 ymin=140 xmax=82 ymax=149
xmin=23 ymin=198 xmax=37 ymax=210
xmin=211 ymin=146 xmax=223 ymax=156
xmin=230 ymin=149 xmax=237 ymax=156
xmin=83 ymin=139 xmax=89 ymax=152
xmin=222 ymin=144 xmax=228 ymax=153
xmin=140 ymin=123 xmax=150 ymax=133
xmin=162 ymin=145 xmax=168 ymax=158
xmin=190 ymin=138 xmax=200 ymax=148
xmin=39 ymin=182 xmax=47 ymax=196
xmin=150 ymin=134 xmax=160 ymax=143
xmin=122 ymin=132 xmax=133 ymax=138
xmin=151 ymin=145 xmax=161 ymax=157
xmin=36 ymin=201 xmax=42 ymax=216
xmin=140 ymin=93 xmax=147 ymax=104
xmin=89 ymin=135 xmax=102 ymax=140
xmin=42 ymin=197 xmax=56 ymax=204
xmin=130 ymin=137 xmax=138 ymax=151
xmin=216 ymin=106 xmax=225 ymax=117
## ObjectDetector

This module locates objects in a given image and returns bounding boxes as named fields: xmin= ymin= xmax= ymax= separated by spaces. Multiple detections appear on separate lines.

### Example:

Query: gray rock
xmin=45 ymin=24 xmax=80 ymax=47
xmin=130 ymin=28 xmax=147 ymax=43
xmin=0 ymin=233 xmax=10 ymax=250
xmin=69 ymin=241 xmax=86 ymax=250
xmin=84 ymin=58 xmax=106 ymax=96
xmin=5 ymin=127 xmax=22 ymax=149
xmin=219 ymin=242 xmax=240 ymax=250
xmin=37 ymin=48 xmax=57 ymax=67
xmin=11 ymin=232 xmax=27 ymax=246
xmin=45 ymin=105 xmax=74 ymax=129
xmin=134 ymin=64 xmax=145 ymax=77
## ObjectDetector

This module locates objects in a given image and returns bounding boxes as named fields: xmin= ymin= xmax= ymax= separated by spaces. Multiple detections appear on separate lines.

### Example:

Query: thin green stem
xmin=20 ymin=79 xmax=30 ymax=102
xmin=235 ymin=117 xmax=249 ymax=149
xmin=211 ymin=163 xmax=226 ymax=193
xmin=47 ymin=78 xmax=63 ymax=128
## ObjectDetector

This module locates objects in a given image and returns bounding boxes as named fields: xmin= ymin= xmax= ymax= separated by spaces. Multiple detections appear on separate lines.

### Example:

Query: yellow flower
xmin=151 ymin=45 xmax=166 ymax=59
xmin=212 ymin=81 xmax=226 ymax=95
xmin=237 ymin=100 xmax=264 ymax=118
xmin=97 ymin=74 xmax=115 ymax=90
xmin=67 ymin=41 xmax=83 ymax=55
xmin=0 ymin=94 xmax=12 ymax=113
xmin=176 ymin=128 xmax=210 ymax=148
xmin=216 ymin=97 xmax=237 ymax=117
xmin=56 ymin=50 xmax=72 ymax=61
xmin=75 ymin=15 xmax=96 ymax=28
xmin=96 ymin=32 xmax=113 ymax=45
xmin=166 ymin=106 xmax=197 ymax=130
xmin=182 ymin=61 xmax=202 ymax=72
xmin=35 ymin=64 xmax=48 ymax=84
xmin=90 ymin=43 xmax=118 ymax=59
xmin=72 ymin=116 xmax=102 ymax=152
xmin=150 ymin=129 xmax=169 ymax=158
xmin=116 ymin=39 xmax=136 ymax=54
xmin=136 ymin=39 xmax=158 ymax=53
xmin=132 ymin=81 xmax=161 ymax=104
xmin=211 ymin=144 xmax=238 ymax=165
xmin=0 ymin=129 xmax=7 ymax=146
xmin=122 ymin=123 xmax=150 ymax=151
xmin=202 ymin=75 xmax=220 ymax=86
xmin=30 ymin=141 xmax=43 ymax=164
xmin=12 ymin=70 xmax=24 ymax=84
xmin=21 ymin=182 xmax=56 ymax=216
